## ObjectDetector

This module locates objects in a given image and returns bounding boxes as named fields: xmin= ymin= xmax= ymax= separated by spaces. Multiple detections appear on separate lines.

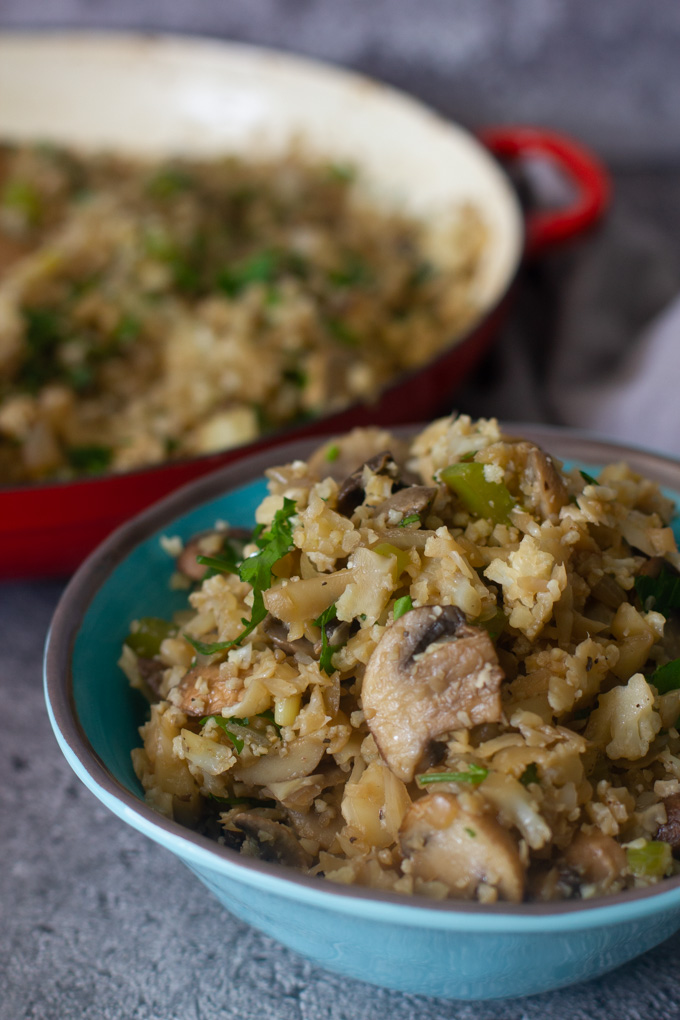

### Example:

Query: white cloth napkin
xmin=553 ymin=292 xmax=680 ymax=458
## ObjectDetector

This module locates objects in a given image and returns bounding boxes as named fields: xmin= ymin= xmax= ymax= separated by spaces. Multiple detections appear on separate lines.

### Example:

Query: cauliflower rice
xmin=0 ymin=143 xmax=483 ymax=483
xmin=121 ymin=415 xmax=680 ymax=903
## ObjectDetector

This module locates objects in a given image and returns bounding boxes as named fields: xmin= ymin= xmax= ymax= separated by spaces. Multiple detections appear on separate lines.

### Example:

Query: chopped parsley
xmin=66 ymin=444 xmax=113 ymax=474
xmin=393 ymin=596 xmax=413 ymax=621
xmin=326 ymin=317 xmax=359 ymax=347
xmin=579 ymin=469 xmax=599 ymax=486
xmin=399 ymin=514 xmax=421 ymax=528
xmin=2 ymin=178 xmax=41 ymax=224
xmin=218 ymin=250 xmax=280 ymax=297
xmin=200 ymin=711 xmax=281 ymax=753
xmin=649 ymin=658 xmax=680 ymax=694
xmin=185 ymin=498 xmax=297 ymax=655
xmin=327 ymin=162 xmax=356 ymax=183
xmin=112 ymin=314 xmax=141 ymax=346
xmin=196 ymin=540 xmax=241 ymax=577
xmin=328 ymin=254 xmax=370 ymax=288
xmin=314 ymin=602 xmax=343 ymax=675
xmin=200 ymin=714 xmax=249 ymax=753
xmin=520 ymin=763 xmax=539 ymax=787
xmin=325 ymin=444 xmax=340 ymax=462
xmin=635 ymin=565 xmax=680 ymax=617
xmin=464 ymin=827 xmax=477 ymax=838
xmin=282 ymin=366 xmax=307 ymax=389
xmin=147 ymin=165 xmax=193 ymax=198
xmin=417 ymin=764 xmax=488 ymax=786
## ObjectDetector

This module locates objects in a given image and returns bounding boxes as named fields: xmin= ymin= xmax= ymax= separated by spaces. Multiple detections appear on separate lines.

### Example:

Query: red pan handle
xmin=479 ymin=126 xmax=611 ymax=257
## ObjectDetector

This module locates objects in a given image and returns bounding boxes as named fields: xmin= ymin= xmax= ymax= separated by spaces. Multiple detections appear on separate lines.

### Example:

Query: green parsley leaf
xmin=327 ymin=162 xmax=356 ymax=183
xmin=113 ymin=314 xmax=141 ymax=346
xmin=410 ymin=260 xmax=434 ymax=287
xmin=196 ymin=542 xmax=240 ymax=577
xmin=393 ymin=596 xmax=413 ymax=621
xmin=282 ymin=366 xmax=307 ymax=389
xmin=218 ymin=250 xmax=280 ymax=297
xmin=328 ymin=254 xmax=370 ymax=288
xmin=186 ymin=499 xmax=297 ymax=655
xmin=649 ymin=658 xmax=680 ymax=694
xmin=66 ymin=444 xmax=113 ymax=474
xmin=325 ymin=444 xmax=340 ymax=462
xmin=519 ymin=763 xmax=539 ymax=787
xmin=200 ymin=714 xmax=250 ymax=753
xmin=2 ymin=178 xmax=41 ymax=224
xmin=326 ymin=318 xmax=359 ymax=347
xmin=635 ymin=566 xmax=680 ymax=616
xmin=185 ymin=635 xmax=236 ymax=656
xmin=464 ymin=827 xmax=477 ymax=838
xmin=314 ymin=602 xmax=342 ymax=675
xmin=147 ymin=165 xmax=193 ymax=199
xmin=579 ymin=469 xmax=599 ymax=486
xmin=399 ymin=514 xmax=420 ymax=528
xmin=417 ymin=764 xmax=488 ymax=786
xmin=255 ymin=709 xmax=282 ymax=734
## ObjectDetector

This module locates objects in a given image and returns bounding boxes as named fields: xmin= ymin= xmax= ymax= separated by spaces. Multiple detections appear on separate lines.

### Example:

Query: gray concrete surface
xmin=0 ymin=0 xmax=678 ymax=163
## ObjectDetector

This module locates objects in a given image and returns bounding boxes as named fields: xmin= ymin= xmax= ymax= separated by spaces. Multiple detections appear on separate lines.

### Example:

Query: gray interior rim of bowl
xmin=45 ymin=423 xmax=680 ymax=919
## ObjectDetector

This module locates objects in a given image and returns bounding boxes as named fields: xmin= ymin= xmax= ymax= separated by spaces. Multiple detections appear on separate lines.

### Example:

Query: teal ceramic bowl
xmin=44 ymin=426 xmax=680 ymax=1001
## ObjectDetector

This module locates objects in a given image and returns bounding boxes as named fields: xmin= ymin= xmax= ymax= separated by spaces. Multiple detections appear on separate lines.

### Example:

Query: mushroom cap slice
xmin=362 ymin=605 xmax=504 ymax=782
xmin=657 ymin=794 xmax=680 ymax=855
xmin=373 ymin=485 xmax=438 ymax=520
xmin=176 ymin=663 xmax=242 ymax=717
xmin=515 ymin=442 xmax=568 ymax=520
xmin=399 ymin=792 xmax=525 ymax=902
xmin=562 ymin=830 xmax=628 ymax=887
xmin=335 ymin=450 xmax=398 ymax=517
xmin=228 ymin=812 xmax=312 ymax=869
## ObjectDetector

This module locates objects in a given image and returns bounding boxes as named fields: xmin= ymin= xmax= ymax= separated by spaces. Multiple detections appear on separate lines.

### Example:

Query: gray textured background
xmin=3 ymin=4 xmax=680 ymax=1019
xmin=1 ymin=0 xmax=680 ymax=163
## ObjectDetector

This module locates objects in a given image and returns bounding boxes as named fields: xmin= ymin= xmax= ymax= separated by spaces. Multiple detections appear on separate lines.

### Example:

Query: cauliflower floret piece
xmin=586 ymin=673 xmax=661 ymax=760
xmin=485 ymin=534 xmax=567 ymax=640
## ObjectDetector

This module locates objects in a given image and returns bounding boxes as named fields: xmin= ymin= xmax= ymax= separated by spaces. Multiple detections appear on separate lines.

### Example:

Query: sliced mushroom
xmin=262 ymin=614 xmax=315 ymax=658
xmin=229 ymin=812 xmax=312 ymax=869
xmin=656 ymin=794 xmax=680 ymax=855
xmin=372 ymin=485 xmax=438 ymax=522
xmin=399 ymin=792 xmax=525 ymax=902
xmin=336 ymin=451 xmax=398 ymax=517
xmin=306 ymin=427 xmax=410 ymax=484
xmin=562 ymin=830 xmax=628 ymax=886
xmin=176 ymin=663 xmax=241 ymax=717
xmin=313 ymin=617 xmax=354 ymax=659
xmin=137 ymin=656 xmax=166 ymax=700
xmin=516 ymin=442 xmax=568 ymax=520
xmin=362 ymin=605 xmax=504 ymax=782
xmin=368 ymin=527 xmax=437 ymax=551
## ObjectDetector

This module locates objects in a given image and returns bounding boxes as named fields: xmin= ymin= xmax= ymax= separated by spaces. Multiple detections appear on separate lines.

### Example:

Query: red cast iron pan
xmin=0 ymin=35 xmax=609 ymax=578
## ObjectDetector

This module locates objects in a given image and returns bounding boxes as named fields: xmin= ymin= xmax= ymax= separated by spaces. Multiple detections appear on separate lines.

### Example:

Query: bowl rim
xmin=44 ymin=422 xmax=680 ymax=927
xmin=0 ymin=28 xmax=522 ymax=502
